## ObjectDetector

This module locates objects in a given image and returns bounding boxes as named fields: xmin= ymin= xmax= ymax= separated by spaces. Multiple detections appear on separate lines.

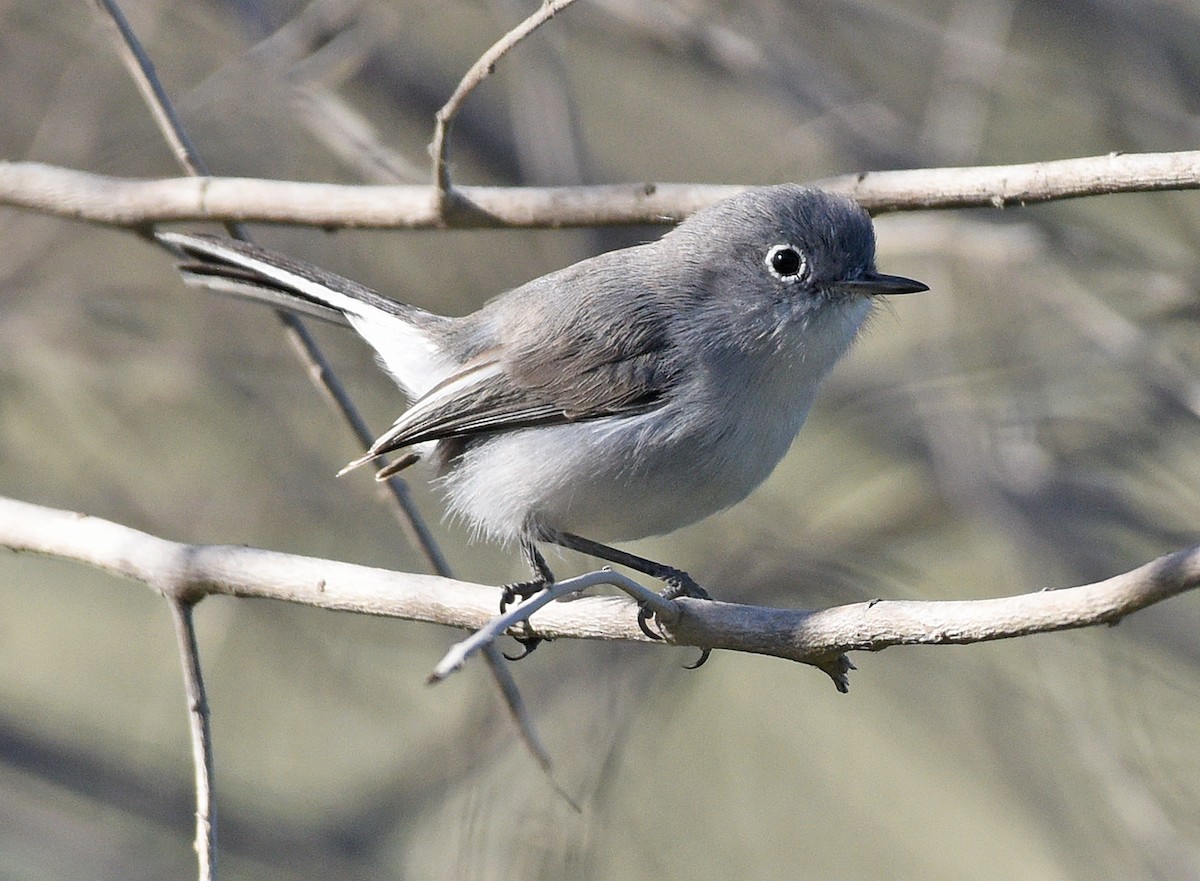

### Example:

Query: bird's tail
xmin=156 ymin=232 xmax=453 ymax=400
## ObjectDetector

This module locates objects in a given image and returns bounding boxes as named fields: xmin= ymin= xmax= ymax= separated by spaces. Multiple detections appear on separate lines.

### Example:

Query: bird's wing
xmin=160 ymin=232 xmax=682 ymax=473
xmin=349 ymin=296 xmax=680 ymax=471
xmin=349 ymin=348 xmax=674 ymax=471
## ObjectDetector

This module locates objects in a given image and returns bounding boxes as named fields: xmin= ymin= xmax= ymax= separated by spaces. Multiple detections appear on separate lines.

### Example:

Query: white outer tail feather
xmin=159 ymin=232 xmax=455 ymax=401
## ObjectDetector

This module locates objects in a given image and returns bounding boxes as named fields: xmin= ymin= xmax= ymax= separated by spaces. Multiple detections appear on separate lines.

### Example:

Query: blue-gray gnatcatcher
xmin=158 ymin=184 xmax=926 ymax=646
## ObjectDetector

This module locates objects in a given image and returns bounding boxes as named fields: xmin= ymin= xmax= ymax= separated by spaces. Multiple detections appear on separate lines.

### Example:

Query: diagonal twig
xmin=91 ymin=0 xmax=448 ymax=576
xmin=92 ymin=0 xmax=207 ymax=177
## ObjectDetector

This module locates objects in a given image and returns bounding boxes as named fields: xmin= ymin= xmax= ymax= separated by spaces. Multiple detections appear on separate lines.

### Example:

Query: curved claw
xmin=499 ymin=589 xmax=516 ymax=615
xmin=683 ymin=648 xmax=711 ymax=670
xmin=637 ymin=605 xmax=664 ymax=640
xmin=503 ymin=635 xmax=544 ymax=661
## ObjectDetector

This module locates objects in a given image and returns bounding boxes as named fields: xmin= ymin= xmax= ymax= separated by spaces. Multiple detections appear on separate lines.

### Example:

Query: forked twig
xmin=429 ymin=0 xmax=580 ymax=214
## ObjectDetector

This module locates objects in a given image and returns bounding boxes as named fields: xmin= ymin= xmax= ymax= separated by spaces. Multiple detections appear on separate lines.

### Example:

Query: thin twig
xmin=168 ymin=598 xmax=217 ymax=881
xmin=429 ymin=570 xmax=678 ymax=683
xmin=91 ymin=0 xmax=208 ymax=177
xmin=6 ymin=150 xmax=1200 ymax=229
xmin=429 ymin=0 xmax=580 ymax=216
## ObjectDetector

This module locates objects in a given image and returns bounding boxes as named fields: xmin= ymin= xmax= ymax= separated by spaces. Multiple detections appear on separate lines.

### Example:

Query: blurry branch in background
xmin=3 ymin=495 xmax=1198 ymax=695
xmin=3 ymin=150 xmax=1200 ymax=229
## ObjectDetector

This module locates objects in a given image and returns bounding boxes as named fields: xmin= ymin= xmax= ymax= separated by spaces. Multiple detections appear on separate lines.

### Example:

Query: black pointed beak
xmin=839 ymin=271 xmax=929 ymax=296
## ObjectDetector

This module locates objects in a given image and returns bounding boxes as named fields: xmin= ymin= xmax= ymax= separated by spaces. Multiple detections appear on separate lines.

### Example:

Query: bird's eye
xmin=765 ymin=244 xmax=806 ymax=282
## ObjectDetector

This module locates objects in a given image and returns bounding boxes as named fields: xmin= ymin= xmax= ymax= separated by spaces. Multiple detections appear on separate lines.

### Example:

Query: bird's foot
xmin=499 ymin=579 xmax=554 ymax=659
xmin=499 ymin=579 xmax=548 ymax=614
xmin=637 ymin=571 xmax=713 ymax=668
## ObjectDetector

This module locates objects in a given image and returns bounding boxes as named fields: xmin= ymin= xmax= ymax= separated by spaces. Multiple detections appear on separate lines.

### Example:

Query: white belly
xmin=441 ymin=296 xmax=872 ymax=544
xmin=441 ymin=410 xmax=800 ymax=543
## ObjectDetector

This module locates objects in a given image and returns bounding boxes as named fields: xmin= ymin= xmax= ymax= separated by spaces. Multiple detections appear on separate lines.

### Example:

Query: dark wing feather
xmin=158 ymin=232 xmax=441 ymax=329
xmin=357 ymin=347 xmax=673 ymax=467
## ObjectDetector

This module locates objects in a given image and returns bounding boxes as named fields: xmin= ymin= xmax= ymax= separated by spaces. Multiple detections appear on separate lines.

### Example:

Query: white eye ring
xmin=765 ymin=243 xmax=807 ymax=283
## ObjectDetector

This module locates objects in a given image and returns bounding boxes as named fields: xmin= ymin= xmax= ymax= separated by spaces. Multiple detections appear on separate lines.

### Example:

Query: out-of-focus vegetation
xmin=2 ymin=0 xmax=1199 ymax=878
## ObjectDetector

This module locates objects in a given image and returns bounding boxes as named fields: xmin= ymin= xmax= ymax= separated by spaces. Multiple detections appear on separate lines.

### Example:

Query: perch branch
xmin=3 ymin=495 xmax=1197 ymax=693
xmin=3 ymin=151 xmax=1199 ymax=230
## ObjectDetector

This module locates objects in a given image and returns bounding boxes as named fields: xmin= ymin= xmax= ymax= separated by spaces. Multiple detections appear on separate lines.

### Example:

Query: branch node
xmin=817 ymin=654 xmax=855 ymax=694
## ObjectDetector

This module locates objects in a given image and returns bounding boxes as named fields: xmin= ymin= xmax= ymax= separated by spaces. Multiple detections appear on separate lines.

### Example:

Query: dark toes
xmin=667 ymin=577 xmax=710 ymax=601
xmin=503 ymin=635 xmax=543 ymax=661
xmin=683 ymin=648 xmax=711 ymax=670
xmin=499 ymin=580 xmax=547 ymax=614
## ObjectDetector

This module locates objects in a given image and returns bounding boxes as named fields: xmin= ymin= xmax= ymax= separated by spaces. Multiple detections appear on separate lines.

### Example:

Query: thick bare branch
xmin=827 ymin=150 xmax=1200 ymax=211
xmin=3 ymin=495 xmax=1196 ymax=690
xmin=3 ymin=151 xmax=1198 ymax=231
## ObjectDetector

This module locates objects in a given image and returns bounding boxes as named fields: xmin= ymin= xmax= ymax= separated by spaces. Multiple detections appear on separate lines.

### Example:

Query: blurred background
xmin=2 ymin=0 xmax=1200 ymax=878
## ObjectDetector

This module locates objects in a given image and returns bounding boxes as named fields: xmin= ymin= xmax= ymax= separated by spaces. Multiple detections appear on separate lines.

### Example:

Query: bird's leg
xmin=500 ymin=538 xmax=556 ymax=611
xmin=498 ymin=538 xmax=556 ymax=659
xmin=547 ymin=531 xmax=712 ymax=667
xmin=549 ymin=530 xmax=710 ymax=601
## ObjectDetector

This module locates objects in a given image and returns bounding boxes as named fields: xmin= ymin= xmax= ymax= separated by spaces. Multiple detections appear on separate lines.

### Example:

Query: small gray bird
xmin=158 ymin=184 xmax=926 ymax=647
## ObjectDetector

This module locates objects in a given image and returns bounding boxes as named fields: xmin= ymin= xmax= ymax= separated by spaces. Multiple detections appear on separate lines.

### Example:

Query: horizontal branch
xmin=2 ymin=151 xmax=1198 ymax=230
xmin=2 ymin=495 xmax=1197 ymax=688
